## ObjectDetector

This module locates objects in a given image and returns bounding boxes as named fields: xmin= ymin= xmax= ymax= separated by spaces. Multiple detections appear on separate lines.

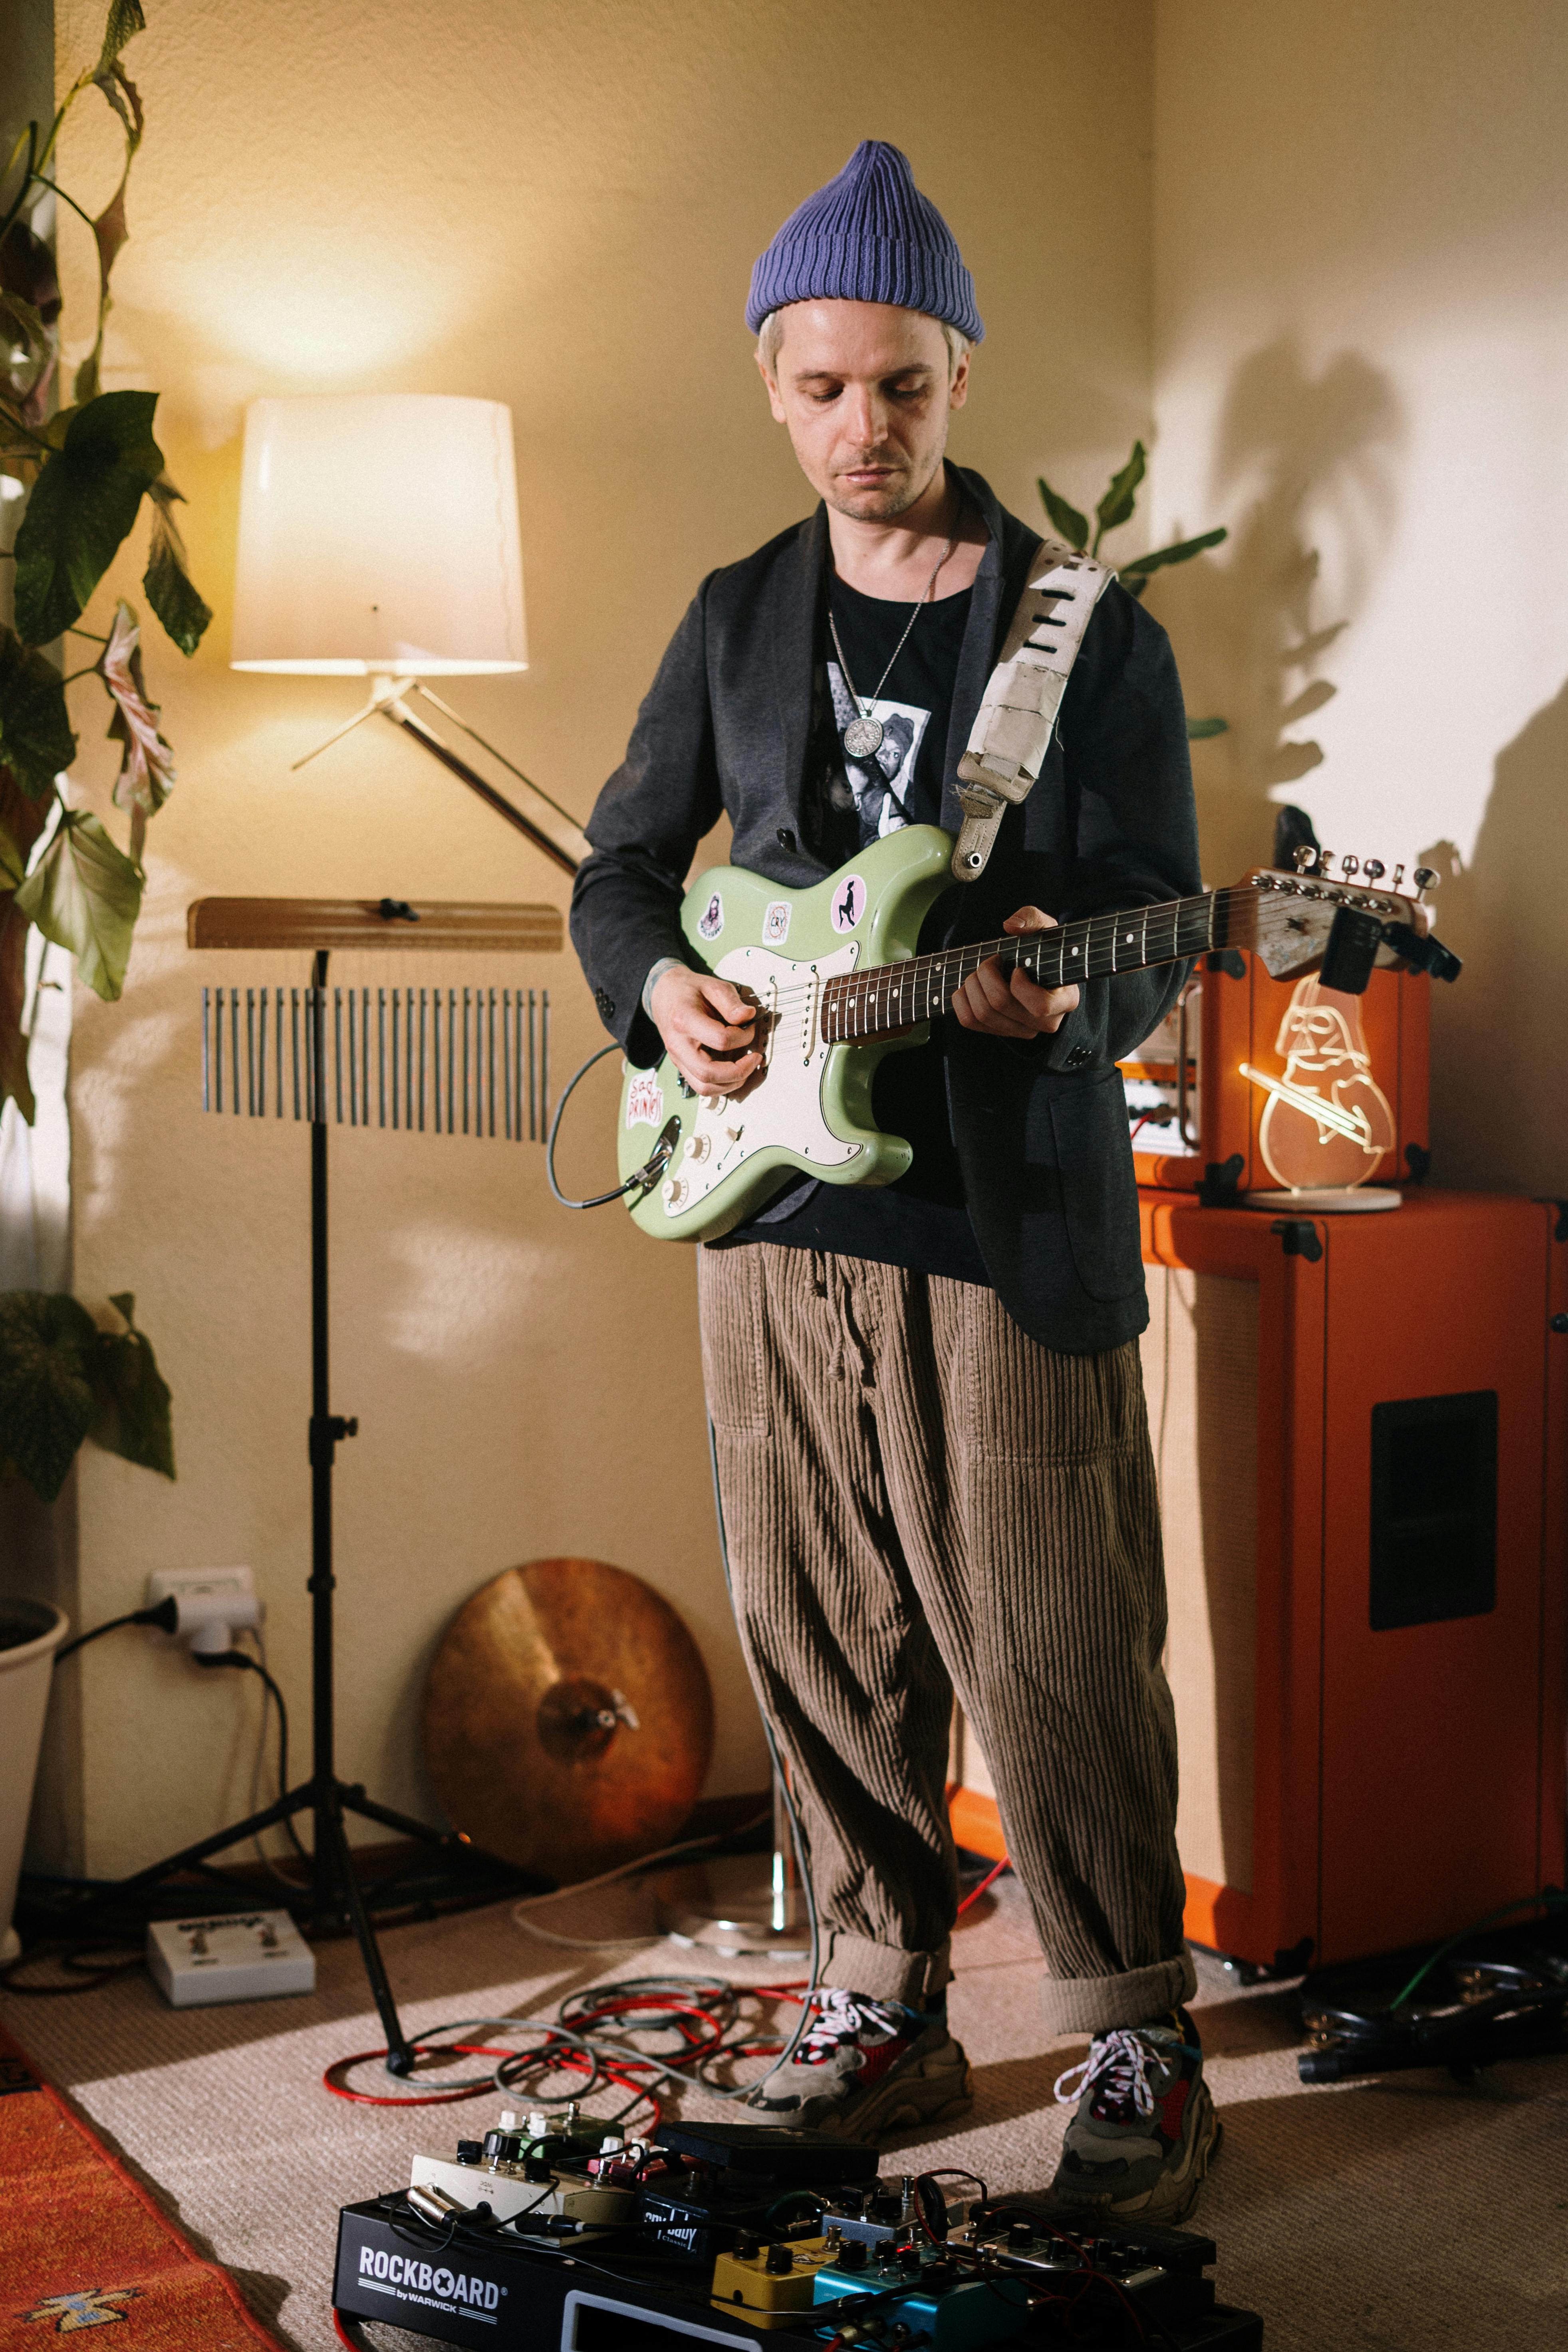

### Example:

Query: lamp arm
xmin=377 ymin=697 xmax=581 ymax=878
xmin=410 ymin=682 xmax=590 ymax=845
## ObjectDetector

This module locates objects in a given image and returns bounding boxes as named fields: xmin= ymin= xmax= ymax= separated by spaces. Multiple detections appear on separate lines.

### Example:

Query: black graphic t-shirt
xmin=715 ymin=573 xmax=990 ymax=1286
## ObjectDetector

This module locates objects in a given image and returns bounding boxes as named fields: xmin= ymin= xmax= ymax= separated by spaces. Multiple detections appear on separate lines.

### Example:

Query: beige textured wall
xmin=50 ymin=0 xmax=1156 ymax=1873
xmin=1148 ymin=0 xmax=1568 ymax=1194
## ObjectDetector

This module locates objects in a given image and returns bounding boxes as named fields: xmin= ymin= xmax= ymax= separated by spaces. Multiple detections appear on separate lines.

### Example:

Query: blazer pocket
xmin=1047 ymin=1075 xmax=1145 ymax=1303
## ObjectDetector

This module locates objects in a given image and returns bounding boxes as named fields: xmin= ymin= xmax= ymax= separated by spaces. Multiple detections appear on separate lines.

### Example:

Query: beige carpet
xmin=3 ymin=1875 xmax=1564 ymax=2352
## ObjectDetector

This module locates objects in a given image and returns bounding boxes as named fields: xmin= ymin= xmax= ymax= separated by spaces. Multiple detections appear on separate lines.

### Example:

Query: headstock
xmin=1233 ymin=850 xmax=1460 ymax=990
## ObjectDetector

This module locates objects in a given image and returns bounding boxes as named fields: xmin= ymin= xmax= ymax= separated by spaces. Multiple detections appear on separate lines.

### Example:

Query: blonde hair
xmin=756 ymin=309 xmax=970 ymax=378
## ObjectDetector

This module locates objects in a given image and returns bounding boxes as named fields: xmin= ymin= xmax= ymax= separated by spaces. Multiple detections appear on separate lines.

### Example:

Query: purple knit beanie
xmin=745 ymin=141 xmax=984 ymax=343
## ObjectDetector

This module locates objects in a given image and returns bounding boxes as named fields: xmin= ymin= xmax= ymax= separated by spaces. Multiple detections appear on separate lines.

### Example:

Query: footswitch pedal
xmin=409 ymin=2112 xmax=637 ymax=2231
xmin=146 ymin=1909 xmax=314 ymax=2007
xmin=812 ymin=2242 xmax=1028 ymax=2348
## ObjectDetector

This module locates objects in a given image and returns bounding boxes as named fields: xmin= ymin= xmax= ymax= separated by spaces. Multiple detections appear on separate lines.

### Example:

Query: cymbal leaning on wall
xmin=421 ymin=1558 xmax=715 ymax=1884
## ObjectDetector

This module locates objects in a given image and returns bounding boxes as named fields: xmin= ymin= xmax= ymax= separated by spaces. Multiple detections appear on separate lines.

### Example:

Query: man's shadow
xmin=1419 ymin=677 xmax=1568 ymax=1193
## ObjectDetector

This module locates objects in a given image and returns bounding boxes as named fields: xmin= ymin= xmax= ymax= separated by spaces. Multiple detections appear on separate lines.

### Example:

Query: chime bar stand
xmin=119 ymin=898 xmax=568 ymax=2074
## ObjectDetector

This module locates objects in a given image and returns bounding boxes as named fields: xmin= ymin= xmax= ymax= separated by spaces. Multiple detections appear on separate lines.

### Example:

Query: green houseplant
xmin=0 ymin=2 xmax=188 ymax=1498
xmin=1037 ymin=439 xmax=1229 ymax=740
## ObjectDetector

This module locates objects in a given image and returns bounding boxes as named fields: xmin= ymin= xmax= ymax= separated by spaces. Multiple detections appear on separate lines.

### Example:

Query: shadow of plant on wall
xmin=1147 ymin=339 xmax=1404 ymax=889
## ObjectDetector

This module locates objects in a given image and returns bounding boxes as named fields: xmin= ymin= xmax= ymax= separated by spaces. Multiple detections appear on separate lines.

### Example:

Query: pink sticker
xmin=625 ymin=1071 xmax=663 ymax=1128
xmin=830 ymin=873 xmax=866 ymax=933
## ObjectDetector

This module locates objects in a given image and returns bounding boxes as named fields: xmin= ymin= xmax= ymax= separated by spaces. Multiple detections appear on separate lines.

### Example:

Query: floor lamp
xmin=221 ymin=393 xmax=799 ymax=2038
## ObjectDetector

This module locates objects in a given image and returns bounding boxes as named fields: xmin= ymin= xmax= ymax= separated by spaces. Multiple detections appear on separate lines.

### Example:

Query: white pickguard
xmin=659 ymin=942 xmax=863 ymax=1221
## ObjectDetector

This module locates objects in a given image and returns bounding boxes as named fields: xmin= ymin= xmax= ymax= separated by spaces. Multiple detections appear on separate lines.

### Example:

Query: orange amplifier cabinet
xmin=1124 ymin=953 xmax=1431 ymax=1199
xmin=951 ymin=1189 xmax=1567 ymax=1974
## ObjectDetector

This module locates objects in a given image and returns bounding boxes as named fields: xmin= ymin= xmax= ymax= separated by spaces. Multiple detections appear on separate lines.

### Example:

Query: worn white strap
xmin=951 ymin=536 xmax=1115 ymax=882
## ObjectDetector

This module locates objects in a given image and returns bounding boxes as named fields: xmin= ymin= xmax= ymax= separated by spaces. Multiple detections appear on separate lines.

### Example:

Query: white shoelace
xmin=1053 ymin=2026 xmax=1170 ymax=2118
xmin=795 ymin=1988 xmax=906 ymax=2066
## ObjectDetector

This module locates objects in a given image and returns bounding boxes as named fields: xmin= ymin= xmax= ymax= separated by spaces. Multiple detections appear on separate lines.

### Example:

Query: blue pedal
xmin=811 ymin=2252 xmax=1028 ymax=2348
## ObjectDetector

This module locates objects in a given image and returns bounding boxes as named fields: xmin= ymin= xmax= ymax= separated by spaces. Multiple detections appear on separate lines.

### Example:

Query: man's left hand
xmin=951 ymin=906 xmax=1081 ymax=1040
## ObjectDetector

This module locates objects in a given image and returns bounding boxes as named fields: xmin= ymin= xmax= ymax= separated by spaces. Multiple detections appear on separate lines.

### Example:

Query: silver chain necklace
xmin=828 ymin=527 xmax=959 ymax=762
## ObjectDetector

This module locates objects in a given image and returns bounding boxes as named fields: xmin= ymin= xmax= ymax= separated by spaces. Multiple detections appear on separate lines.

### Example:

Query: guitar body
xmin=617 ymin=825 xmax=956 ymax=1242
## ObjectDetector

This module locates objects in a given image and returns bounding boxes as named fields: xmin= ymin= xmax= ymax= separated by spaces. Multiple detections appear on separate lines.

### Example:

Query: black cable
xmin=196 ymin=1649 xmax=311 ymax=1866
xmin=54 ymin=1597 xmax=178 ymax=1663
xmin=546 ymin=1042 xmax=676 ymax=1209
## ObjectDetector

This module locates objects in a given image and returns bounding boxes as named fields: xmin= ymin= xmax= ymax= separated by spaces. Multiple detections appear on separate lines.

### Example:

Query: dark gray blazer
xmin=570 ymin=464 xmax=1201 ymax=1353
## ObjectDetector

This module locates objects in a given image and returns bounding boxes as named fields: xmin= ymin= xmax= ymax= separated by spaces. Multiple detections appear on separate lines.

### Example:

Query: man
xmin=570 ymin=141 xmax=1215 ymax=2221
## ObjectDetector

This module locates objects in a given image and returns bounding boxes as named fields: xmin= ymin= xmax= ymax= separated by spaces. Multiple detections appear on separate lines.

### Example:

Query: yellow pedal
xmin=711 ymin=2235 xmax=840 ymax=2330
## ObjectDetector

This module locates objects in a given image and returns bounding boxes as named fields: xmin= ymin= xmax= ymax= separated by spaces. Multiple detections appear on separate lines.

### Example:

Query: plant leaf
xmin=87 ymin=1292 xmax=174 ymax=1480
xmin=0 ymin=1290 xmax=98 ymax=1503
xmin=99 ymin=598 xmax=176 ymax=812
xmin=143 ymin=487 xmax=211 ymax=655
xmin=0 ymin=899 xmax=36 ymax=1123
xmin=1186 ymin=716 xmax=1229 ymax=741
xmin=14 ymin=807 xmax=142 ymax=1000
xmin=1094 ymin=440 xmax=1146 ymax=548
xmin=11 ymin=389 xmax=163 ymax=644
xmin=0 ymin=627 xmax=76 ymax=797
xmin=96 ymin=0 xmax=147 ymax=78
xmin=1037 ymin=475 xmax=1088 ymax=551
xmin=0 ymin=218 xmax=62 ymax=423
xmin=1119 ymin=526 xmax=1229 ymax=588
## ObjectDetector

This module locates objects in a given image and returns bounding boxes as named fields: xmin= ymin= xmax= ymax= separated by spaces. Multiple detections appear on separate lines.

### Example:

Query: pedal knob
xmin=684 ymin=1131 xmax=711 ymax=1162
xmin=764 ymin=2244 xmax=794 ymax=2275
xmin=898 ymin=2247 xmax=922 ymax=2275
xmin=456 ymin=2141 xmax=482 ymax=2165
xmin=1007 ymin=2220 xmax=1035 ymax=2248
xmin=661 ymin=1176 xmax=689 ymax=1210
xmin=483 ymin=2130 xmax=521 ymax=2167
xmin=838 ymin=2241 xmax=868 ymax=2272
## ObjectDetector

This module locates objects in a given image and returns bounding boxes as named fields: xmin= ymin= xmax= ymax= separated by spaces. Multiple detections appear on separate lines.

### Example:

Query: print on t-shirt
xmin=826 ymin=662 xmax=932 ymax=844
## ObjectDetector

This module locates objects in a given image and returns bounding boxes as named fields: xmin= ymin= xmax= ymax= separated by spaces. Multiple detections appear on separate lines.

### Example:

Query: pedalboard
xmin=335 ymin=2110 xmax=1265 ymax=2349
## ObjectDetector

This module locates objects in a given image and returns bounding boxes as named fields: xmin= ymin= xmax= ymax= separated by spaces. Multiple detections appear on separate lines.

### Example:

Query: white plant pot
xmin=0 ymin=1599 xmax=69 ymax=1964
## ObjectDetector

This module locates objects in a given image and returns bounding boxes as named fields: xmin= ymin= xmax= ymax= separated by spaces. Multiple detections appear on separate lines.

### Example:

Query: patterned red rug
xmin=0 ymin=2025 xmax=283 ymax=2352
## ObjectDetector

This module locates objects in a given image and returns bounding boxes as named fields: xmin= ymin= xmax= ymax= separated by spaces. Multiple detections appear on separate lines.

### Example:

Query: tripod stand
xmin=117 ymin=898 xmax=562 ymax=2073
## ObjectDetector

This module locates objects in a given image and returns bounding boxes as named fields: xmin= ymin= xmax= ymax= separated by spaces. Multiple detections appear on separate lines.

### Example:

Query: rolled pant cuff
xmin=819 ymin=1926 xmax=952 ymax=2005
xmin=1039 ymin=1949 xmax=1197 ymax=2038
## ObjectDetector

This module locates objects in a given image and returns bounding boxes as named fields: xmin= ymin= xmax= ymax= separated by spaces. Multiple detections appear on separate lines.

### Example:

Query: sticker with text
xmin=696 ymin=891 xmax=724 ymax=941
xmin=625 ymin=1071 xmax=664 ymax=1128
xmin=830 ymin=873 xmax=867 ymax=933
xmin=762 ymin=899 xmax=792 ymax=945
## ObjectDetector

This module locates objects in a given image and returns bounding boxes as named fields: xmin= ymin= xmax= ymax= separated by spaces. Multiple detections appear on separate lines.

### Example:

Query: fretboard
xmin=819 ymin=888 xmax=1238 ymax=1043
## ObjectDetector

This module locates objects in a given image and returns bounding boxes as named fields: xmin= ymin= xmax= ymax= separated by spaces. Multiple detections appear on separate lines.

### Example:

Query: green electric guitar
xmin=615 ymin=824 xmax=1455 ymax=1242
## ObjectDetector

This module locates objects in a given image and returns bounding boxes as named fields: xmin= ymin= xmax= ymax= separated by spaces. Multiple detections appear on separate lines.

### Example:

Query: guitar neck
xmin=820 ymin=887 xmax=1243 ymax=1042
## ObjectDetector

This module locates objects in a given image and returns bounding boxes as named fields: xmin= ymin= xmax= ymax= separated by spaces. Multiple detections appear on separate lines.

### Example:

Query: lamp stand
xmin=291 ymin=678 xmax=588 ymax=881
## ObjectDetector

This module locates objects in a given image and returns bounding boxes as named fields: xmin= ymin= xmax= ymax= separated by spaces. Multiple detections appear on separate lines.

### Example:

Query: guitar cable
xmin=546 ymin=1043 xmax=677 ymax=1210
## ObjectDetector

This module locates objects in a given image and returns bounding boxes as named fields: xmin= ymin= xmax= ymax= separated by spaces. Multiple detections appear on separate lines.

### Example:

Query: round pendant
xmin=842 ymin=714 xmax=885 ymax=761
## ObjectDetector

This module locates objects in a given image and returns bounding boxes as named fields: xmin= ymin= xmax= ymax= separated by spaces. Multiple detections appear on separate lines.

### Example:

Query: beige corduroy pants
xmin=698 ymin=1241 xmax=1195 ymax=2037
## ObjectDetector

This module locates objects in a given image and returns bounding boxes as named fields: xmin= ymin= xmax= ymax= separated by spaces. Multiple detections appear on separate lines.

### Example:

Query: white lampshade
xmin=230 ymin=394 xmax=526 ymax=676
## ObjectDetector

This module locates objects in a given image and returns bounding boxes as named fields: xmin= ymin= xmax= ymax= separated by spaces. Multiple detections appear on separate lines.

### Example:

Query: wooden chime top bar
xmin=186 ymin=897 xmax=564 ymax=954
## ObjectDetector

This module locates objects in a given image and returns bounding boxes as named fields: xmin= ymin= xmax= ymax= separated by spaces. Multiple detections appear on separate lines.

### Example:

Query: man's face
xmin=758 ymin=301 xmax=968 ymax=521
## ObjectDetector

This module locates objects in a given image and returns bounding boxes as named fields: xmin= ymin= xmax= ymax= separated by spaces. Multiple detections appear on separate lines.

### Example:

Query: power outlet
xmin=145 ymin=1566 xmax=256 ymax=1611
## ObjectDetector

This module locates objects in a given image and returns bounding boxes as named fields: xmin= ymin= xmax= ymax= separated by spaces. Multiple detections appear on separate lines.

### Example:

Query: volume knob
xmin=684 ymin=1132 xmax=711 ymax=1163
xmin=661 ymin=1176 xmax=690 ymax=1210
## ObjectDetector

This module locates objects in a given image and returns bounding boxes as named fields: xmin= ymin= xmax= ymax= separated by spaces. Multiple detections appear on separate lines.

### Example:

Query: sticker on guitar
xmin=830 ymin=874 xmax=866 ymax=932
xmin=625 ymin=1071 xmax=664 ymax=1128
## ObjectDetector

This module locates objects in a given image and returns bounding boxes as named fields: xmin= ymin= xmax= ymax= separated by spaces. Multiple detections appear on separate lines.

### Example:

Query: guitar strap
xmin=951 ymin=534 xmax=1116 ymax=883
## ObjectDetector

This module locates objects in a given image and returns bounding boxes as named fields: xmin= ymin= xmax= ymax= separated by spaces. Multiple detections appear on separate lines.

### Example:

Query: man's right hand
xmin=650 ymin=965 xmax=761 ymax=1098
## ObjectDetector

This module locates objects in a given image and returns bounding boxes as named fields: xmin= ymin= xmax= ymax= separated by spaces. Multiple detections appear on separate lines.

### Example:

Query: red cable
xmin=957 ymin=1854 xmax=1010 ymax=1914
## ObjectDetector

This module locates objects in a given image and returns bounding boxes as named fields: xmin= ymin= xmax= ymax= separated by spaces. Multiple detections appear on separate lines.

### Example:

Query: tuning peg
xmin=1317 ymin=851 xmax=1334 ymax=877
xmin=1413 ymin=865 xmax=1439 ymax=894
xmin=1292 ymin=846 xmax=1316 ymax=874
xmin=1341 ymin=855 xmax=1360 ymax=880
xmin=1364 ymin=859 xmax=1385 ymax=883
xmin=1391 ymin=863 xmax=1405 ymax=891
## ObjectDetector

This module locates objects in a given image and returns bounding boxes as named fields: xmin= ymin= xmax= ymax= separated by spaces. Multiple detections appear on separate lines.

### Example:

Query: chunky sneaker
xmin=1048 ymin=2007 xmax=1219 ymax=2222
xmin=747 ymin=1989 xmax=973 ymax=2138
